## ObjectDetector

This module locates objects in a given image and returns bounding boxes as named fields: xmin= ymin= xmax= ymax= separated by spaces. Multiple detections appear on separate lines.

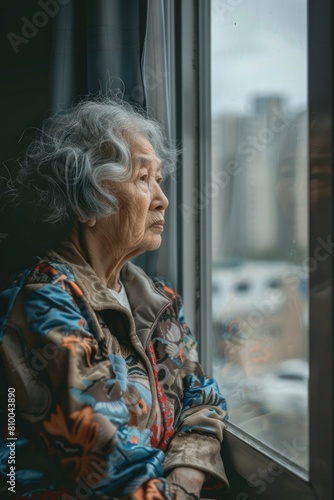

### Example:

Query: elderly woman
xmin=0 ymin=99 xmax=228 ymax=499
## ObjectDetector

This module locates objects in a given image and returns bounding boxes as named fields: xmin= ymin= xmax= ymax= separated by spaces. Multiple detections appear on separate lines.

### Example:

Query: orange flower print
xmin=62 ymin=335 xmax=93 ymax=367
xmin=138 ymin=398 xmax=149 ymax=416
xmin=162 ymin=285 xmax=177 ymax=301
xmin=67 ymin=279 xmax=84 ymax=298
xmin=174 ymin=345 xmax=185 ymax=364
xmin=35 ymin=262 xmax=59 ymax=276
xmin=42 ymin=405 xmax=107 ymax=487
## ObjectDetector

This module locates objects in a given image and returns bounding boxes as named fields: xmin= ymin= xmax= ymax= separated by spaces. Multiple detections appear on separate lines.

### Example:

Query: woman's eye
xmin=139 ymin=173 xmax=148 ymax=182
xmin=156 ymin=177 xmax=163 ymax=185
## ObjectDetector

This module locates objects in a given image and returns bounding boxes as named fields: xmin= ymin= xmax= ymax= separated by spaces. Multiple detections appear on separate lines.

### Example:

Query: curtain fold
xmin=50 ymin=1 xmax=86 ymax=110
xmin=50 ymin=0 xmax=147 ymax=108
xmin=134 ymin=0 xmax=178 ymax=286
xmin=36 ymin=0 xmax=176 ymax=280
xmin=85 ymin=0 xmax=145 ymax=102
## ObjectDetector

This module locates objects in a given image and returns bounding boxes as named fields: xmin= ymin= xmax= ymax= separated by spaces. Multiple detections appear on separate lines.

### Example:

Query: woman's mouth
xmin=150 ymin=219 xmax=165 ymax=230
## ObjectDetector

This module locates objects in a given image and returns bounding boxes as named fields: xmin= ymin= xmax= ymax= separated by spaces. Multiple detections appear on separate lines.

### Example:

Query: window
xmin=211 ymin=0 xmax=309 ymax=471
xmin=186 ymin=0 xmax=334 ymax=498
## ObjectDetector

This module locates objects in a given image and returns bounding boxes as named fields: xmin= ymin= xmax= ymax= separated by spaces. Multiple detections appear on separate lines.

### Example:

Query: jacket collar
xmin=47 ymin=240 xmax=171 ymax=347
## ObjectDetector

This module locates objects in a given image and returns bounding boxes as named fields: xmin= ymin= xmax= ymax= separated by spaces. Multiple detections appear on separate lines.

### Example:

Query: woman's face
xmin=97 ymin=134 xmax=169 ymax=258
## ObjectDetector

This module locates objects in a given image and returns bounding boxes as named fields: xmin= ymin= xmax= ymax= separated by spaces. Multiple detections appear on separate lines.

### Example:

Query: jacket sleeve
xmin=158 ymin=280 xmax=229 ymax=494
xmin=0 ymin=268 xmax=171 ymax=499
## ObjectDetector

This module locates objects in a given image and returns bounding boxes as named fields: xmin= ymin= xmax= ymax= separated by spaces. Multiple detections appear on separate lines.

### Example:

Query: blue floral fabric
xmin=0 ymin=255 xmax=228 ymax=498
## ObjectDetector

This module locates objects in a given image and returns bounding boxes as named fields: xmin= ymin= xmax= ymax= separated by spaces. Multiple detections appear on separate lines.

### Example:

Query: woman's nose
xmin=150 ymin=182 xmax=169 ymax=210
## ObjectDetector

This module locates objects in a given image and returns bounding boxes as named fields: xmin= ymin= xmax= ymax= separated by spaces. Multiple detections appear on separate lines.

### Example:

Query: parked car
xmin=242 ymin=358 xmax=308 ymax=417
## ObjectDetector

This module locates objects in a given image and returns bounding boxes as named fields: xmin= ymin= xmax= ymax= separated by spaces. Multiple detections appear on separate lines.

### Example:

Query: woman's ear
xmin=87 ymin=219 xmax=97 ymax=227
xmin=77 ymin=216 xmax=96 ymax=227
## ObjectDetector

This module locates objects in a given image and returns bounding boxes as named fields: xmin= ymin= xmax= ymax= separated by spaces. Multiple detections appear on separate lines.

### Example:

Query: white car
xmin=242 ymin=358 xmax=309 ymax=417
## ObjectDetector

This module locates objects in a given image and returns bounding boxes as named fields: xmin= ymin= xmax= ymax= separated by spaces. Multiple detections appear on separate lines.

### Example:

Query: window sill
xmin=222 ymin=424 xmax=316 ymax=499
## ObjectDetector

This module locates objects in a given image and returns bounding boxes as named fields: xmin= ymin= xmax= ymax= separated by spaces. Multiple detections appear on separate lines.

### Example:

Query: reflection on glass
xmin=211 ymin=0 xmax=308 ymax=470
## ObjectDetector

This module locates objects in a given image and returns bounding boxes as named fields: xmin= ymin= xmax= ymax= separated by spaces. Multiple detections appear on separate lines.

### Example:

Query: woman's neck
xmin=68 ymin=222 xmax=135 ymax=291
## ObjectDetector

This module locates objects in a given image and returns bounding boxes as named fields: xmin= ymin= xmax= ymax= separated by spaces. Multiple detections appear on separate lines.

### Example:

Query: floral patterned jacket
xmin=0 ymin=241 xmax=228 ymax=499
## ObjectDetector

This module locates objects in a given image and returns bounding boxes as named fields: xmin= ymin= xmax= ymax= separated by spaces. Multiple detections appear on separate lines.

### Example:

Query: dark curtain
xmin=0 ymin=0 xmax=163 ymax=288
xmin=50 ymin=0 xmax=147 ymax=110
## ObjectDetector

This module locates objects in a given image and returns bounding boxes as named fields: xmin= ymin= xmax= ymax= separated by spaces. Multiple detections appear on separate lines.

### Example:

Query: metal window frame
xmin=198 ymin=0 xmax=214 ymax=376
xmin=174 ymin=0 xmax=199 ymax=334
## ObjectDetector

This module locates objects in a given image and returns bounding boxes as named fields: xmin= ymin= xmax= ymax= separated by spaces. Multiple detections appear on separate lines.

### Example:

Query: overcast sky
xmin=211 ymin=0 xmax=307 ymax=117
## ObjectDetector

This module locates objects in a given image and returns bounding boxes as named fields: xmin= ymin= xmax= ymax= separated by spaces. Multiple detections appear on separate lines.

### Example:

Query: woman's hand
xmin=166 ymin=467 xmax=207 ymax=500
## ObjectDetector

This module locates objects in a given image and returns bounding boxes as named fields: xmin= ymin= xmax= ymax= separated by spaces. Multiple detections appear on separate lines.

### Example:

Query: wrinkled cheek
xmin=131 ymin=225 xmax=146 ymax=244
xmin=119 ymin=210 xmax=146 ymax=245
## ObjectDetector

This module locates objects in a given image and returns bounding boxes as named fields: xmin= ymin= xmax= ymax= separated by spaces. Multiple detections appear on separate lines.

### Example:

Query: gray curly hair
xmin=12 ymin=97 xmax=176 ymax=224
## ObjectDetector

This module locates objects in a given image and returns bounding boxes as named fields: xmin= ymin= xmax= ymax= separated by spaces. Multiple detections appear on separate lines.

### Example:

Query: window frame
xmin=176 ymin=0 xmax=334 ymax=498
xmin=174 ymin=0 xmax=199 ymax=334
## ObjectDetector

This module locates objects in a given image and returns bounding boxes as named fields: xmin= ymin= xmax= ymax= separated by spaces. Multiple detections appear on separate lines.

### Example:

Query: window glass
xmin=211 ymin=0 xmax=308 ymax=470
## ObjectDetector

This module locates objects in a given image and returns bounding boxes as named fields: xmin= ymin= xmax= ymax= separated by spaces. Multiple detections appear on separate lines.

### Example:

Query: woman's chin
xmin=130 ymin=239 xmax=162 ymax=259
xmin=143 ymin=235 xmax=163 ymax=252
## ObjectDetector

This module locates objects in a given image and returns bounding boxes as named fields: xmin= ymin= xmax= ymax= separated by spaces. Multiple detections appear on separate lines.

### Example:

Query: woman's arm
xmin=155 ymin=279 xmax=229 ymax=495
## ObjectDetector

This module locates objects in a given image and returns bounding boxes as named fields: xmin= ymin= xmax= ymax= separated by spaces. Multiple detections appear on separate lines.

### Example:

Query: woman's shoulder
xmin=4 ymin=259 xmax=76 ymax=290
xmin=26 ymin=260 xmax=76 ymax=286
xmin=0 ymin=258 xmax=81 ymax=323
xmin=0 ymin=258 xmax=85 ymax=336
